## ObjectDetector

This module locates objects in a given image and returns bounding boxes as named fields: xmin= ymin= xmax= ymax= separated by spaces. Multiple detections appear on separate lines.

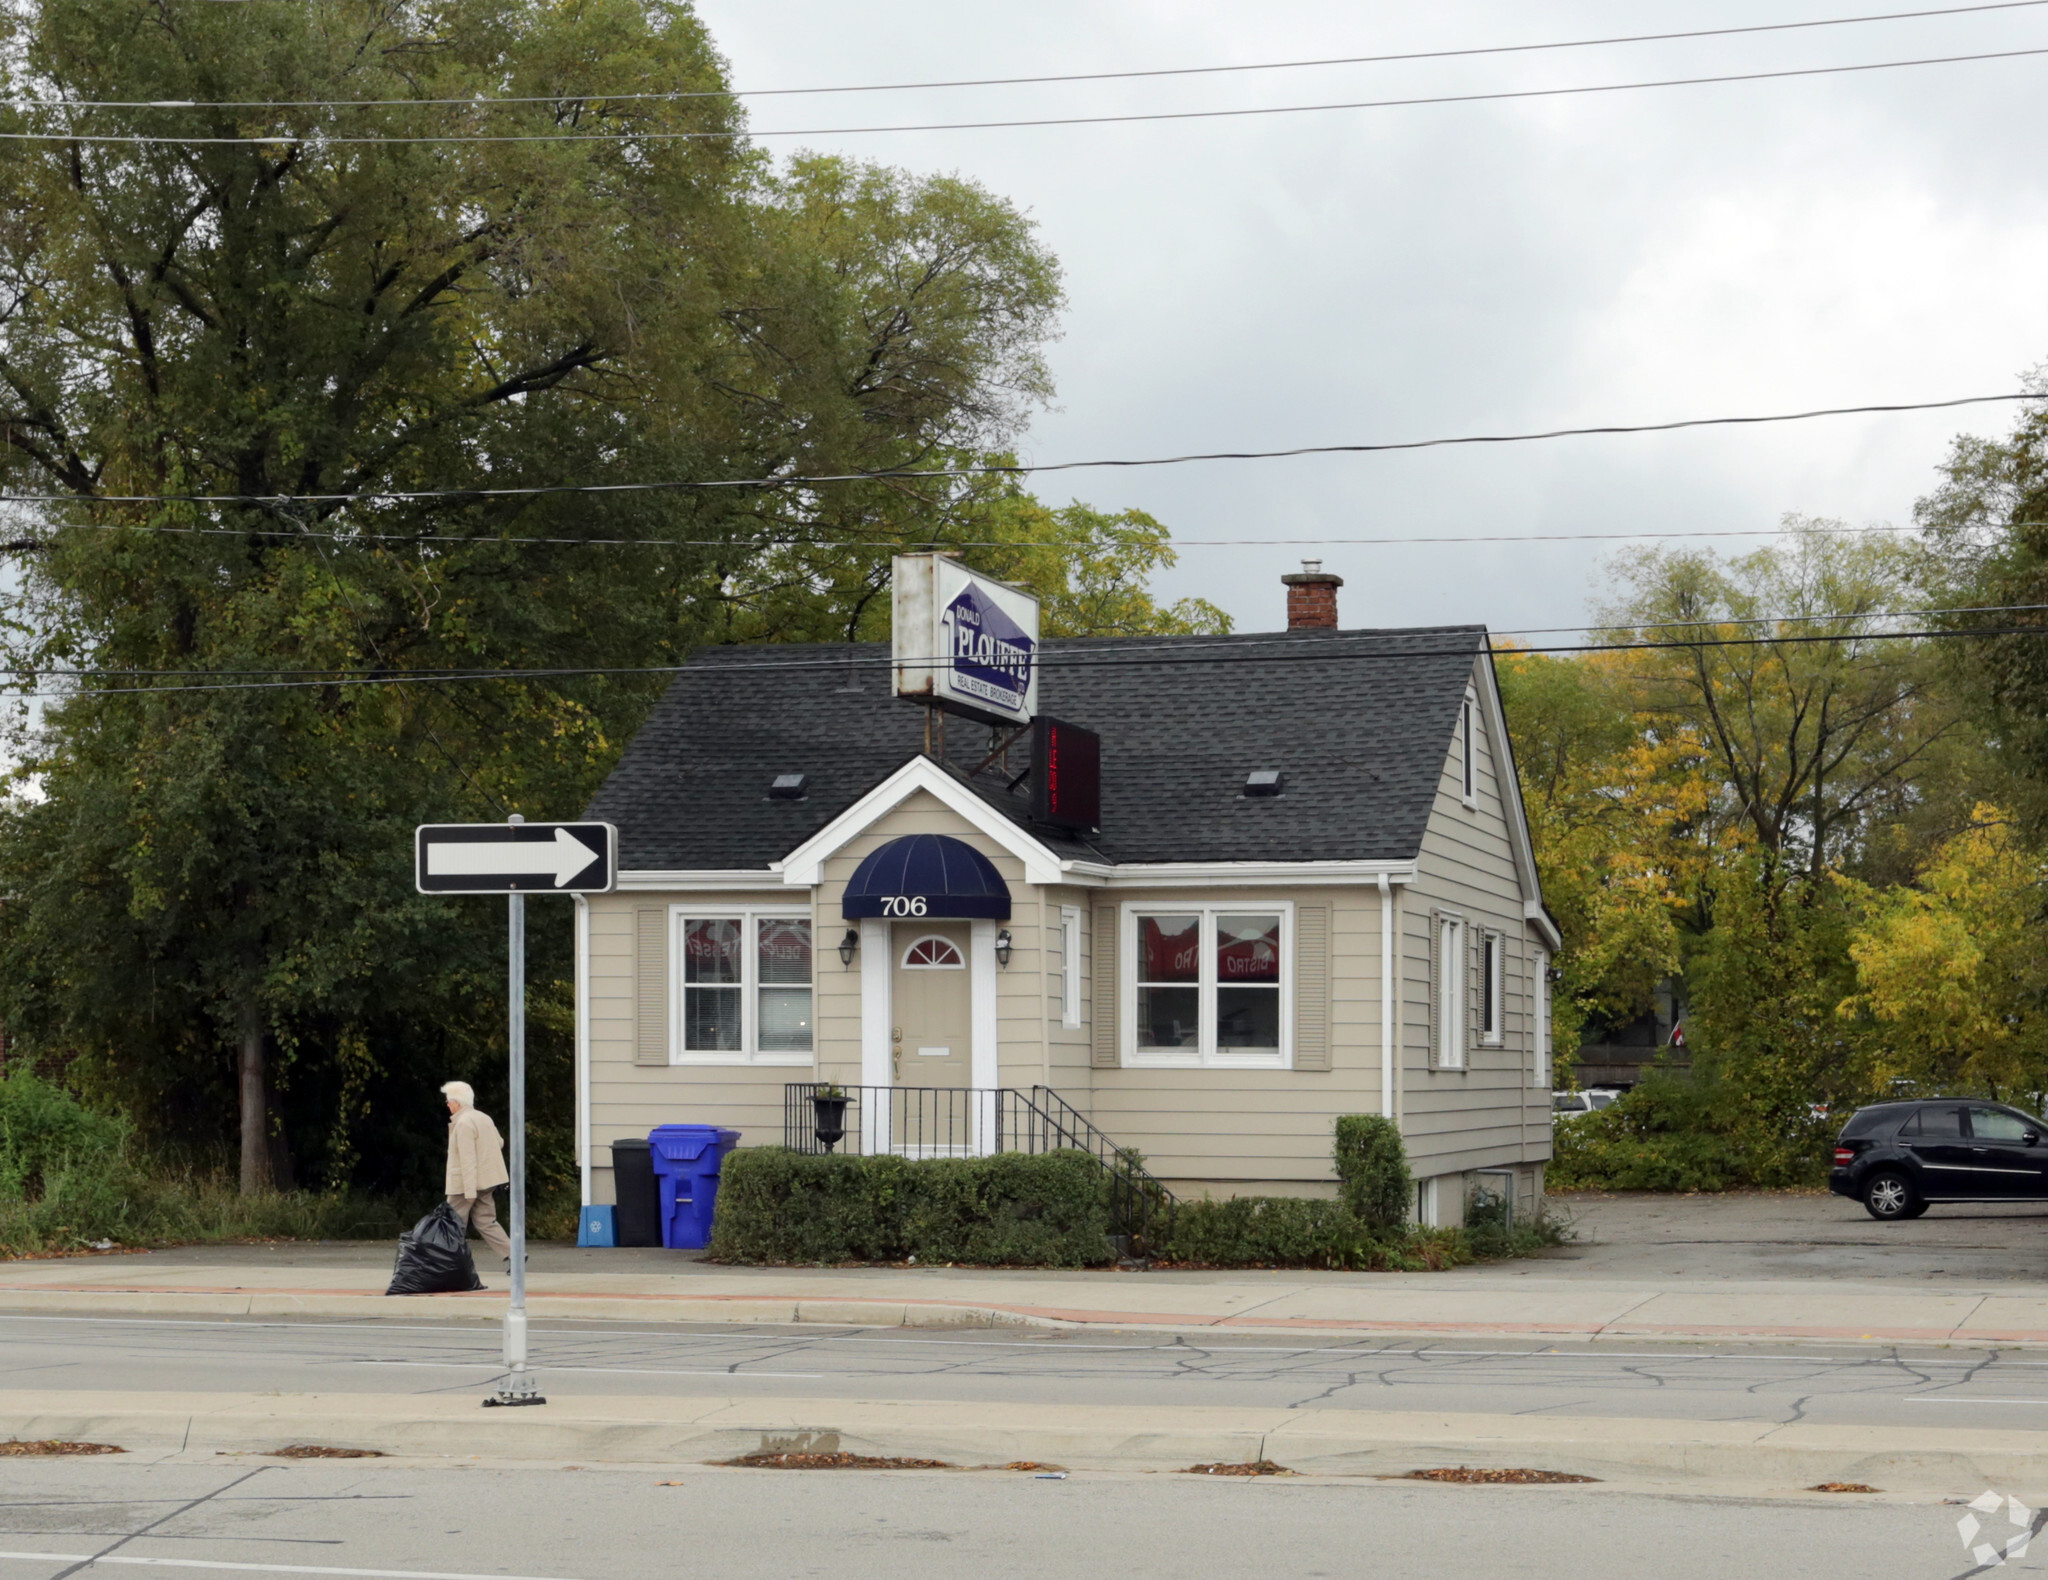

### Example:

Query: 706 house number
xmin=878 ymin=896 xmax=928 ymax=916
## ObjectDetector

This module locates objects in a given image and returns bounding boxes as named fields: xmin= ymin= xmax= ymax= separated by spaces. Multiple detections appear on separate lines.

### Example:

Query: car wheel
xmin=1863 ymin=1170 xmax=1920 ymax=1221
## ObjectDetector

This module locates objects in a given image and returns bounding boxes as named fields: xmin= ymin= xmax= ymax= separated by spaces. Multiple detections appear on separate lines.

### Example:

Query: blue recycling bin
xmin=576 ymin=1204 xmax=616 ymax=1248
xmin=647 ymin=1125 xmax=742 ymax=1250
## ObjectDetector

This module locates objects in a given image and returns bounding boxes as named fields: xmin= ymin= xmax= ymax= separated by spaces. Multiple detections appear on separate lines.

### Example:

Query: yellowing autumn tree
xmin=1496 ymin=648 xmax=1727 ymax=1062
xmin=1841 ymin=808 xmax=2048 ymax=1099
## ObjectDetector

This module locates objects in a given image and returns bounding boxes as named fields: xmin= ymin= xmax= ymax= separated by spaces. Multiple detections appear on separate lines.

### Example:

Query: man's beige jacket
xmin=445 ymin=1107 xmax=511 ymax=1197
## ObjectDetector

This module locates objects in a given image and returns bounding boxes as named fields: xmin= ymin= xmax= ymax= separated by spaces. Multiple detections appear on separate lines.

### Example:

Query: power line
xmin=7 ymin=43 xmax=2048 ymax=143
xmin=0 ymin=392 xmax=2034 ymax=513
xmin=0 ymin=519 xmax=1943 ymax=553
xmin=11 ymin=1 xmax=2040 ymax=110
xmin=13 ymin=618 xmax=2043 ymax=696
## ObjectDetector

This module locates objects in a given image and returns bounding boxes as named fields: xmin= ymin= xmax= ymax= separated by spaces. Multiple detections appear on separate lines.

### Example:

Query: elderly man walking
xmin=442 ymin=1081 xmax=513 ymax=1264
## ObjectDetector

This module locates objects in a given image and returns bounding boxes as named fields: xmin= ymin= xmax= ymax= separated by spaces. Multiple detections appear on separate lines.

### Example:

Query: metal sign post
xmin=415 ymin=816 xmax=616 ymax=1409
xmin=499 ymin=874 xmax=533 ymax=1405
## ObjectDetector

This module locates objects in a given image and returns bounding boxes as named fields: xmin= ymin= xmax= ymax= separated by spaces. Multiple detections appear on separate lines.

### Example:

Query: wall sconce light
xmin=994 ymin=928 xmax=1013 ymax=967
xmin=838 ymin=929 xmax=859 ymax=967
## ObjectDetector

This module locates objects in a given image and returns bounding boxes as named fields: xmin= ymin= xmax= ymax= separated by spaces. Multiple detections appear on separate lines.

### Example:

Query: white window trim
xmin=1436 ymin=914 xmax=1466 ymax=1070
xmin=1060 ymin=905 xmax=1083 ymax=1029
xmin=1481 ymin=930 xmax=1505 ymax=1047
xmin=1120 ymin=900 xmax=1294 ymax=1069
xmin=1460 ymin=690 xmax=1479 ymax=809
xmin=1534 ymin=946 xmax=1551 ymax=1088
xmin=670 ymin=905 xmax=817 ymax=1067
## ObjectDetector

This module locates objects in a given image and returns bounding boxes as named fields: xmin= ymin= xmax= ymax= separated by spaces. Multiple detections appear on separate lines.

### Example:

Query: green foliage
xmin=0 ymin=0 xmax=1208 ymax=1193
xmin=1547 ymin=1072 xmax=1827 ymax=1192
xmin=1331 ymin=1114 xmax=1411 ymax=1231
xmin=1461 ymin=1189 xmax=1572 ymax=1260
xmin=0 ymin=1071 xmax=415 ymax=1256
xmin=1161 ymin=1196 xmax=1462 ymax=1271
xmin=706 ymin=1148 xmax=1114 ymax=1268
xmin=1687 ymin=855 xmax=1872 ymax=1163
xmin=0 ymin=1071 xmax=127 ymax=1198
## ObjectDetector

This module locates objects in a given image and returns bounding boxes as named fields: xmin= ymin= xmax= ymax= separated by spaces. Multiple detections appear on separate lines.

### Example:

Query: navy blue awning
xmin=841 ymin=833 xmax=1011 ymax=921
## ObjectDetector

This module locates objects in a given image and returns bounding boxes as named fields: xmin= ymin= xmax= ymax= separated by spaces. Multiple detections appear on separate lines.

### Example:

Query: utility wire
xmin=12 ymin=617 xmax=2044 ymax=696
xmin=0 ymin=392 xmax=2034 ymax=512
xmin=0 ymin=519 xmax=1957 ymax=553
xmin=11 ymin=1 xmax=2041 ymax=109
xmin=6 ymin=43 xmax=2048 ymax=143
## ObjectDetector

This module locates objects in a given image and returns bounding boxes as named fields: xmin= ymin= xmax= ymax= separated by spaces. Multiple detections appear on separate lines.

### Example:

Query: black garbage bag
xmin=386 ymin=1202 xmax=486 ymax=1296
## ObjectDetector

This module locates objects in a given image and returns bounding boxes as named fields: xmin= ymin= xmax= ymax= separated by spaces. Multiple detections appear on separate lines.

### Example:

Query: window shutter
xmin=1091 ymin=904 xmax=1119 ymax=1068
xmin=635 ymin=906 xmax=668 ymax=1066
xmin=1294 ymin=905 xmax=1330 ymax=1071
xmin=1426 ymin=910 xmax=1442 ymax=1069
xmin=1467 ymin=926 xmax=1481 ymax=1063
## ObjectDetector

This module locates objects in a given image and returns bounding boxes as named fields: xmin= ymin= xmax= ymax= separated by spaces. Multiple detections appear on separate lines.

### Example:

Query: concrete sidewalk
xmin=8 ymin=1191 xmax=2048 ymax=1346
xmin=7 ymin=1238 xmax=2048 ymax=1346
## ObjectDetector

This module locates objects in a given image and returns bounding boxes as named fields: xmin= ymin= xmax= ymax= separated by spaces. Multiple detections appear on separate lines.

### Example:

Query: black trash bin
xmin=610 ymin=1137 xmax=662 ymax=1248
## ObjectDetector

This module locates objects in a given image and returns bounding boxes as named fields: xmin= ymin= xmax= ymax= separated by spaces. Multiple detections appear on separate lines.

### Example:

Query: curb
xmin=6 ymin=1287 xmax=2048 ymax=1348
xmin=4 ymin=1390 xmax=2048 ymax=1494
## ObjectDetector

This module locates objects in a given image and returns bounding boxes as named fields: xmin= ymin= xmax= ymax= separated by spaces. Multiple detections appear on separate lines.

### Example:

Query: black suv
xmin=1829 ymin=1099 xmax=2048 ymax=1220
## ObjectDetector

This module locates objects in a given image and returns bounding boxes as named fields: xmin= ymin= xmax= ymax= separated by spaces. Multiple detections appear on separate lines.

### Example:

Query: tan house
xmin=575 ymin=566 xmax=1559 ymax=1226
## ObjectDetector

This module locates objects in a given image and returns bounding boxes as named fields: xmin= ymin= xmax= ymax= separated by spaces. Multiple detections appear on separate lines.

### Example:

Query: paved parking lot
xmin=1546 ymin=1190 xmax=2048 ymax=1284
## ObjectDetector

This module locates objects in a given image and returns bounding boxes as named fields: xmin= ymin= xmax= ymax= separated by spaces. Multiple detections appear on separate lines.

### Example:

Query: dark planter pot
xmin=811 ymin=1094 xmax=850 ymax=1153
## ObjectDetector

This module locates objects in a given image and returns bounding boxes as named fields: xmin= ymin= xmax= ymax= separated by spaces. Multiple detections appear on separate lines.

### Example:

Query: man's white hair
xmin=440 ymin=1081 xmax=475 ymax=1109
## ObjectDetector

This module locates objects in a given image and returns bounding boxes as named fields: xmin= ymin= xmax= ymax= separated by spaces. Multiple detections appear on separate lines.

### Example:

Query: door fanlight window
xmin=901 ymin=936 xmax=966 ymax=969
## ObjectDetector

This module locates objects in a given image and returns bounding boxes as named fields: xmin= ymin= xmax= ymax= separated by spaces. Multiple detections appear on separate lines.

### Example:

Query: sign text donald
xmin=891 ymin=553 xmax=1041 ymax=726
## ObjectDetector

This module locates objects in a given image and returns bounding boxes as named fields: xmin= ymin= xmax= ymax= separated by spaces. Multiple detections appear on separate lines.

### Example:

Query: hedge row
xmin=707 ymin=1147 xmax=1114 ymax=1267
xmin=1159 ymin=1196 xmax=1470 ymax=1271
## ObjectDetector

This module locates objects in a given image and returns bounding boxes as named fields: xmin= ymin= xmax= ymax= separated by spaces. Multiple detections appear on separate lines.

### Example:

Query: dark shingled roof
xmin=585 ymin=625 xmax=1488 ymax=871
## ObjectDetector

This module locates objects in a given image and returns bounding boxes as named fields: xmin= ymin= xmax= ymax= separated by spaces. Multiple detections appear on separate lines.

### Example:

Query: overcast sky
xmin=691 ymin=1 xmax=2048 ymax=637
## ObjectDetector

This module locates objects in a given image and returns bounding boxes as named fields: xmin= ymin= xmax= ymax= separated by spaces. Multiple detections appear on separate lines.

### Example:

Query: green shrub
xmin=1462 ymin=1186 xmax=1572 ymax=1260
xmin=707 ymin=1147 xmax=1114 ymax=1267
xmin=1160 ymin=1196 xmax=1474 ymax=1271
xmin=0 ymin=1070 xmax=418 ymax=1257
xmin=1547 ymin=1073 xmax=1827 ymax=1192
xmin=0 ymin=1071 xmax=127 ymax=1198
xmin=1332 ymin=1114 xmax=1412 ymax=1230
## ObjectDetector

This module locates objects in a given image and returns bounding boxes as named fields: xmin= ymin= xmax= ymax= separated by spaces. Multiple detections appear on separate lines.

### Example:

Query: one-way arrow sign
xmin=415 ymin=822 xmax=616 ymax=894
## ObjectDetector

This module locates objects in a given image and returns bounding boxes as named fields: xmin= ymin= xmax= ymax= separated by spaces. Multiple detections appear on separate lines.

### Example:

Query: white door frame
xmin=857 ymin=915 xmax=1001 ymax=1156
xmin=859 ymin=917 xmax=892 ymax=1153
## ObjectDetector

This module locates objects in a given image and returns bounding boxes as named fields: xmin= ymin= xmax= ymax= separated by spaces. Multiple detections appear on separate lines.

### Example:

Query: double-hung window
xmin=674 ymin=910 xmax=814 ymax=1065
xmin=1480 ymin=930 xmax=1505 ymax=1046
xmin=1125 ymin=904 xmax=1291 ymax=1067
xmin=1436 ymin=915 xmax=1466 ymax=1069
xmin=1060 ymin=906 xmax=1083 ymax=1029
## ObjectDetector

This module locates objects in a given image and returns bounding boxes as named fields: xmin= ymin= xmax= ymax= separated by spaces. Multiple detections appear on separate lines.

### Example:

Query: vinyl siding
xmin=1401 ymin=659 xmax=1552 ymax=1180
xmin=1082 ymin=884 xmax=1389 ymax=1188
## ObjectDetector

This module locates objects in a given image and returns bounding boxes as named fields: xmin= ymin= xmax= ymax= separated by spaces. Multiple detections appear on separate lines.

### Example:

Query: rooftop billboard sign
xmin=891 ymin=553 xmax=1041 ymax=726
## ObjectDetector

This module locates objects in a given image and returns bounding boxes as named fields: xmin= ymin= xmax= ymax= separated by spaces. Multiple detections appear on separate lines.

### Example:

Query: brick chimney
xmin=1281 ymin=559 xmax=1343 ymax=630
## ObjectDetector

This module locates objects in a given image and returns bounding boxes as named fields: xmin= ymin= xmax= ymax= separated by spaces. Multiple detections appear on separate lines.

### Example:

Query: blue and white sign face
xmin=893 ymin=554 xmax=1042 ymax=725
xmin=941 ymin=580 xmax=1036 ymax=715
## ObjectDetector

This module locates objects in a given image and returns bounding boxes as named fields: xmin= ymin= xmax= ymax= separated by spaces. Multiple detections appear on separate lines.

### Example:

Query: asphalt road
xmin=8 ymin=1312 xmax=2048 ymax=1433
xmin=0 ymin=1457 xmax=2024 ymax=1580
